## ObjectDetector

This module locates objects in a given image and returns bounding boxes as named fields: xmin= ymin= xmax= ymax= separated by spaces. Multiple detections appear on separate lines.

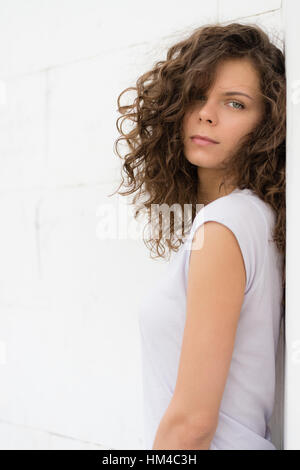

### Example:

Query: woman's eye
xmin=228 ymin=100 xmax=245 ymax=110
xmin=195 ymin=97 xmax=245 ymax=110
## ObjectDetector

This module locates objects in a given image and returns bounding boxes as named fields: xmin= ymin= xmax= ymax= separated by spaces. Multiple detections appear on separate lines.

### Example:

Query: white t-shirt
xmin=138 ymin=188 xmax=284 ymax=450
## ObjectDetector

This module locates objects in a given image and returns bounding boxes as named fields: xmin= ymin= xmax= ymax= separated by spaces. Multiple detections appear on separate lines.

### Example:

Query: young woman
xmin=113 ymin=22 xmax=286 ymax=450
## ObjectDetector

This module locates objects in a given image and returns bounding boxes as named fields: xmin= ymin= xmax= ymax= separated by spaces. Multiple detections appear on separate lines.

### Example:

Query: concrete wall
xmin=283 ymin=0 xmax=300 ymax=451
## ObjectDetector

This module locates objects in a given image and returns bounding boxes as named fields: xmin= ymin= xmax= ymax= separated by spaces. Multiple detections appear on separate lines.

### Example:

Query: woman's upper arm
xmin=168 ymin=220 xmax=246 ymax=435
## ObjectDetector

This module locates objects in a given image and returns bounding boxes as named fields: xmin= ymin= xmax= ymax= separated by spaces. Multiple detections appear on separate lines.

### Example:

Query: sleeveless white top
xmin=138 ymin=188 xmax=284 ymax=450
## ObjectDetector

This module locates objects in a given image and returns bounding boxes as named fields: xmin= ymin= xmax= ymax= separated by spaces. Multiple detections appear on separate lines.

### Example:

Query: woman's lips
xmin=191 ymin=137 xmax=218 ymax=146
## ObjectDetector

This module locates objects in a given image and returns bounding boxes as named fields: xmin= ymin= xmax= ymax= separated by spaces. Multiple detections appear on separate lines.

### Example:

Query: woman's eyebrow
xmin=221 ymin=91 xmax=254 ymax=101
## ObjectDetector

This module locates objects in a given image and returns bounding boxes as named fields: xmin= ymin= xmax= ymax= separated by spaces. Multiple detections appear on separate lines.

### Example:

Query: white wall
xmin=0 ymin=0 xmax=285 ymax=450
xmin=282 ymin=0 xmax=300 ymax=451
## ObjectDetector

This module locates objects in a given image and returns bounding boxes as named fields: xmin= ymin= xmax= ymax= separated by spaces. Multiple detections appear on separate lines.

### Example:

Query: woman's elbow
xmin=152 ymin=413 xmax=216 ymax=450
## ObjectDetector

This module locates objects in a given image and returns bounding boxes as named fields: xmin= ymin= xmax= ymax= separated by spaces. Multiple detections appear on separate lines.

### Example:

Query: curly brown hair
xmin=110 ymin=22 xmax=286 ymax=316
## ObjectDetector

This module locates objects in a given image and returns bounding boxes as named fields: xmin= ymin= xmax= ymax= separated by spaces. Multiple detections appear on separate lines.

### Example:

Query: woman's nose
xmin=198 ymin=103 xmax=216 ymax=124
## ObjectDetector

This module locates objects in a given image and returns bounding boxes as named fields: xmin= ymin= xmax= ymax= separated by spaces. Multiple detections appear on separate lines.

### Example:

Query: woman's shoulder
xmin=193 ymin=188 xmax=270 ymax=232
xmin=188 ymin=188 xmax=272 ymax=294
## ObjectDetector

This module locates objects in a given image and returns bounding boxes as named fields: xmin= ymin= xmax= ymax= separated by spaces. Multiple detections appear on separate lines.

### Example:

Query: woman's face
xmin=182 ymin=58 xmax=264 ymax=169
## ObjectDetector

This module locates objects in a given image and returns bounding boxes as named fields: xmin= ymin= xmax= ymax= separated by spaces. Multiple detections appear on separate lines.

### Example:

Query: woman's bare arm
xmin=152 ymin=221 xmax=246 ymax=449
